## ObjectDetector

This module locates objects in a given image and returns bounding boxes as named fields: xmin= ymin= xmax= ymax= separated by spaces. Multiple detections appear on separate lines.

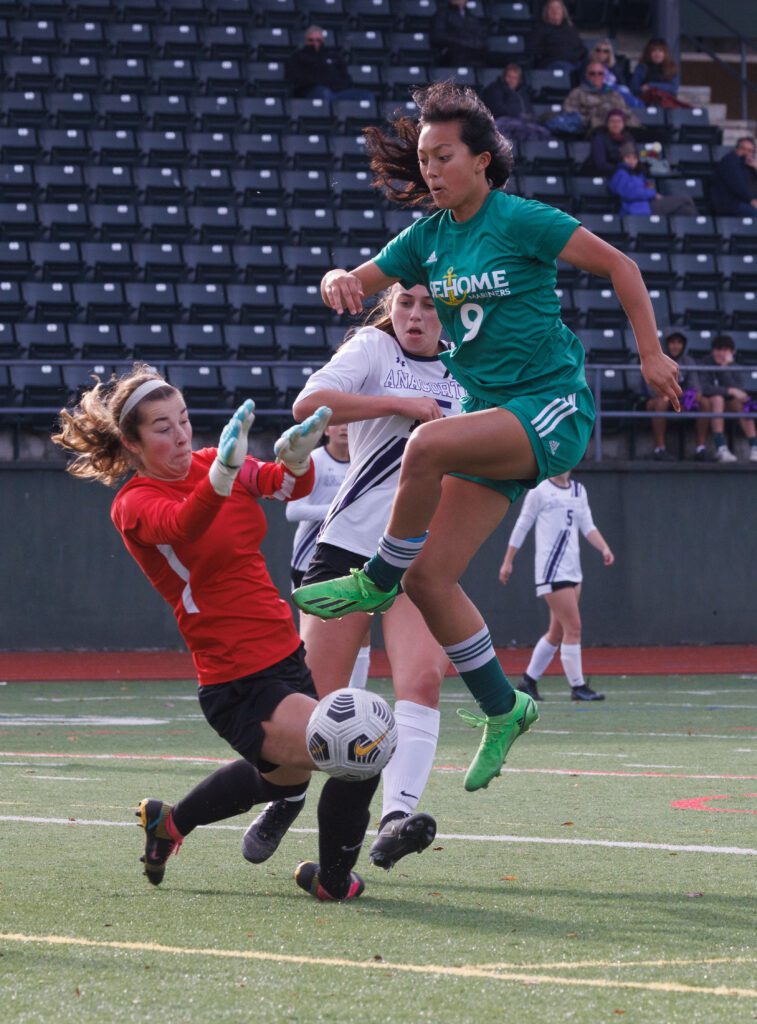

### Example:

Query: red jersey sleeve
xmin=237 ymin=456 xmax=315 ymax=502
xmin=114 ymin=473 xmax=226 ymax=545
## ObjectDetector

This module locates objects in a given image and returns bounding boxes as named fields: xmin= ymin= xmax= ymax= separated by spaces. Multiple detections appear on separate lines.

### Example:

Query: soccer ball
xmin=306 ymin=688 xmax=398 ymax=782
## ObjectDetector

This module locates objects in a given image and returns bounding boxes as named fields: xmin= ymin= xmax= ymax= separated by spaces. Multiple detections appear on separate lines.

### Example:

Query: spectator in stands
xmin=583 ymin=108 xmax=635 ymax=175
xmin=608 ymin=141 xmax=697 ymax=216
xmin=645 ymin=330 xmax=708 ymax=461
xmin=285 ymin=25 xmax=373 ymax=102
xmin=480 ymin=63 xmax=551 ymax=141
xmin=554 ymin=63 xmax=637 ymax=136
xmin=698 ymin=334 xmax=757 ymax=463
xmin=709 ymin=137 xmax=757 ymax=216
xmin=582 ymin=38 xmax=631 ymax=87
xmin=629 ymin=38 xmax=681 ymax=105
xmin=527 ymin=0 xmax=586 ymax=74
xmin=430 ymin=0 xmax=488 ymax=68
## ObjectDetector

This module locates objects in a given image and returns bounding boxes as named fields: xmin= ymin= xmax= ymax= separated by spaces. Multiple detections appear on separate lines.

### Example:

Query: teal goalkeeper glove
xmin=209 ymin=399 xmax=256 ymax=496
xmin=274 ymin=406 xmax=332 ymax=476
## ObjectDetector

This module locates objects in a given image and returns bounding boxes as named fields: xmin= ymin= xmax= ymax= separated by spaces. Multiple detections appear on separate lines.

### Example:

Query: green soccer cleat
xmin=292 ymin=567 xmax=398 ymax=620
xmin=458 ymin=690 xmax=539 ymax=792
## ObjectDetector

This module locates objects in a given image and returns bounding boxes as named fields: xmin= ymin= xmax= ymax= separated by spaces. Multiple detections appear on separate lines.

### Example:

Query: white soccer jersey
xmin=508 ymin=478 xmax=596 ymax=585
xmin=296 ymin=326 xmax=465 ymax=558
xmin=286 ymin=445 xmax=350 ymax=572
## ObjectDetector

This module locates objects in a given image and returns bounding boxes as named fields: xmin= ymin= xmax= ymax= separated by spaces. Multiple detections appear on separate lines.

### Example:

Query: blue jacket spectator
xmin=609 ymin=142 xmax=697 ymax=216
xmin=709 ymin=137 xmax=757 ymax=216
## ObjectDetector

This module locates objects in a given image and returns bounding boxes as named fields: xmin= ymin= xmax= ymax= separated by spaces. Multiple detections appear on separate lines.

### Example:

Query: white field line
xmin=0 ymin=933 xmax=754 ymax=999
xmin=1 ymin=815 xmax=755 ymax=857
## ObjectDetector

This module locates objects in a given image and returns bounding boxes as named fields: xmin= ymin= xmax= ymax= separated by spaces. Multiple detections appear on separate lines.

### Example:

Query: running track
xmin=1 ymin=647 xmax=755 ymax=681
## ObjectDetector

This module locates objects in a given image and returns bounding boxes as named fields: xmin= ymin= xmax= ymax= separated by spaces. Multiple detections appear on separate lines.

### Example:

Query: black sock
xmin=317 ymin=775 xmax=380 ymax=898
xmin=171 ymin=759 xmax=309 ymax=835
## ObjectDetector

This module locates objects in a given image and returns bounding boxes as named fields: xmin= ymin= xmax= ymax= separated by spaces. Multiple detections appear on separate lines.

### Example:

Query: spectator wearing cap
xmin=583 ymin=108 xmax=635 ymax=175
xmin=609 ymin=141 xmax=698 ymax=216
xmin=645 ymin=331 xmax=707 ymax=461
xmin=285 ymin=25 xmax=374 ymax=101
xmin=698 ymin=335 xmax=757 ymax=463
xmin=709 ymin=137 xmax=757 ymax=217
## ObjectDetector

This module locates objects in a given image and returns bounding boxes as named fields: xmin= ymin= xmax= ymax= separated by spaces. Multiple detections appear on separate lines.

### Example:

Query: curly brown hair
xmin=51 ymin=363 xmax=176 ymax=487
xmin=364 ymin=81 xmax=514 ymax=206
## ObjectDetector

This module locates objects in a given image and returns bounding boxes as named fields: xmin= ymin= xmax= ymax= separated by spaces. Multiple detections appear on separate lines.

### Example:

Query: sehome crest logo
xmin=430 ymin=266 xmax=511 ymax=306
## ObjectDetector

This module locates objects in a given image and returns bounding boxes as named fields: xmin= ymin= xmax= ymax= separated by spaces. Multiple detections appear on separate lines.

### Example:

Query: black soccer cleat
xmin=136 ymin=798 xmax=183 ymax=886
xmin=294 ymin=860 xmax=365 ymax=901
xmin=517 ymin=674 xmax=543 ymax=702
xmin=241 ymin=797 xmax=305 ymax=864
xmin=570 ymin=684 xmax=605 ymax=702
xmin=368 ymin=812 xmax=437 ymax=871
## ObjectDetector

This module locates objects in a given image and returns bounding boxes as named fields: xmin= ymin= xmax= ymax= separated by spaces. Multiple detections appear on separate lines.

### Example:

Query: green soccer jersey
xmin=374 ymin=190 xmax=587 ymax=404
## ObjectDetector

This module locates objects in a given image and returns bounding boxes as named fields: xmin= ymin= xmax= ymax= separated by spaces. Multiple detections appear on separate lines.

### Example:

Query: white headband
xmin=118 ymin=378 xmax=170 ymax=427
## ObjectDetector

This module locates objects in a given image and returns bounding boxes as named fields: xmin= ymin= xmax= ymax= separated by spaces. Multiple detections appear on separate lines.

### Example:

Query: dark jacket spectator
xmin=480 ymin=64 xmax=551 ymax=141
xmin=645 ymin=330 xmax=708 ymax=460
xmin=697 ymin=334 xmax=757 ymax=462
xmin=709 ymin=137 xmax=757 ymax=217
xmin=527 ymin=0 xmax=586 ymax=72
xmin=430 ymin=0 xmax=488 ymax=67
xmin=584 ymin=109 xmax=635 ymax=175
xmin=629 ymin=38 xmax=680 ymax=100
xmin=285 ymin=25 xmax=367 ymax=101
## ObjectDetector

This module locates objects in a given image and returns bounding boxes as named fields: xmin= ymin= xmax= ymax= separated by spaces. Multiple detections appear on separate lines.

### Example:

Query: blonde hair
xmin=51 ymin=362 xmax=176 ymax=487
xmin=591 ymin=38 xmax=616 ymax=68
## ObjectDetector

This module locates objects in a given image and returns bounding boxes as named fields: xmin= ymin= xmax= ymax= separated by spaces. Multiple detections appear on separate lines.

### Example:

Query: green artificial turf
xmin=1 ymin=675 xmax=755 ymax=1023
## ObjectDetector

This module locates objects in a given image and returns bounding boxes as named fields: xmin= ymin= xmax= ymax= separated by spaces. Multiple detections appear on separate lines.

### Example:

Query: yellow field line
xmin=477 ymin=956 xmax=757 ymax=970
xmin=1 ymin=933 xmax=754 ymax=999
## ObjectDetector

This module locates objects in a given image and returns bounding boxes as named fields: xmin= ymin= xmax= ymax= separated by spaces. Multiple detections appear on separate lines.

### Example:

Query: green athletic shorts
xmin=451 ymin=385 xmax=596 ymax=503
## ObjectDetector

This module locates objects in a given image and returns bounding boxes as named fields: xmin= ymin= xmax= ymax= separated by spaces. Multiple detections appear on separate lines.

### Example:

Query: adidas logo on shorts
xmin=549 ymin=440 xmax=560 ymax=454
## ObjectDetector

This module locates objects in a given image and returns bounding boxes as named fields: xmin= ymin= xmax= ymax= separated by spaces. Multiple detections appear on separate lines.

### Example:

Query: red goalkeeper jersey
xmin=111 ymin=448 xmax=315 ymax=686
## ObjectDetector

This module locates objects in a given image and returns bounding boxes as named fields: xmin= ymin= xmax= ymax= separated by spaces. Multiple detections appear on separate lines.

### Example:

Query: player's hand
xmin=394 ymin=397 xmax=444 ymax=422
xmin=321 ymin=269 xmax=364 ymax=316
xmin=498 ymin=562 xmax=513 ymax=585
xmin=275 ymin=406 xmax=332 ymax=476
xmin=641 ymin=352 xmax=681 ymax=412
xmin=602 ymin=549 xmax=615 ymax=567
xmin=209 ymin=399 xmax=256 ymax=495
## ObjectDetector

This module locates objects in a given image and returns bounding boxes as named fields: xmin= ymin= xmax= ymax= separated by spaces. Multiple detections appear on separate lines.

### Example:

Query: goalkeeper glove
xmin=208 ymin=399 xmax=256 ymax=496
xmin=274 ymin=406 xmax=332 ymax=476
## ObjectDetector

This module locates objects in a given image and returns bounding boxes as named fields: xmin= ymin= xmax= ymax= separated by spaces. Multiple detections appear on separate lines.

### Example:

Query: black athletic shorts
xmin=290 ymin=567 xmax=306 ymax=589
xmin=198 ymin=643 xmax=317 ymax=773
xmin=536 ymin=580 xmax=579 ymax=598
xmin=301 ymin=542 xmax=367 ymax=586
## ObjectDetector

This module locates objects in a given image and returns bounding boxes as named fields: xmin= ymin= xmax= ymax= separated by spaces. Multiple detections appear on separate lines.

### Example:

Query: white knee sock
xmin=381 ymin=700 xmax=440 ymax=820
xmin=348 ymin=645 xmax=371 ymax=690
xmin=526 ymin=636 xmax=559 ymax=682
xmin=560 ymin=643 xmax=585 ymax=688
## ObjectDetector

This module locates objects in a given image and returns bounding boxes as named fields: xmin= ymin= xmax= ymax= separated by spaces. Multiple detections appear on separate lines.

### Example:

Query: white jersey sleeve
xmin=288 ymin=445 xmax=350 ymax=572
xmin=507 ymin=488 xmax=542 ymax=549
xmin=576 ymin=484 xmax=596 ymax=537
xmin=295 ymin=327 xmax=466 ymax=558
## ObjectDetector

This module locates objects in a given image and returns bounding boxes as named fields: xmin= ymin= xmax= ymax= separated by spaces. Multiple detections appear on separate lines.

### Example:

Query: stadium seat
xmin=487 ymin=32 xmax=527 ymax=66
xmin=89 ymin=202 xmax=139 ymax=239
xmin=79 ymin=239 xmax=133 ymax=280
xmin=192 ymin=95 xmax=241 ymax=132
xmin=5 ymin=55 xmax=55 ymax=90
xmin=234 ymin=131 xmax=282 ymax=168
xmin=173 ymin=322 xmax=227 ymax=358
xmin=38 ymin=202 xmax=91 ymax=241
xmin=132 ymin=242 xmax=184 ymax=280
xmin=10 ymin=363 xmax=68 ymax=408
xmin=623 ymin=214 xmax=670 ymax=252
xmin=62 ymin=362 xmax=116 ymax=402
xmin=48 ymin=92 xmax=96 ymax=129
xmin=520 ymin=139 xmax=571 ymax=175
xmin=668 ymin=289 xmax=722 ymax=330
xmin=335 ymin=207 xmax=388 ymax=246
xmin=22 ymin=281 xmax=78 ymax=321
xmin=124 ymin=281 xmax=178 ymax=321
xmin=155 ymin=23 xmax=200 ymax=58
xmin=0 ymin=240 xmax=33 ymax=279
xmin=274 ymin=324 xmax=330 ymax=358
xmin=224 ymin=322 xmax=279 ymax=359
xmin=239 ymin=206 xmax=289 ymax=244
xmin=227 ymin=281 xmax=280 ymax=322
xmin=135 ymin=167 xmax=185 ymax=205
xmin=579 ymin=327 xmax=630 ymax=359
xmin=0 ymin=165 xmax=36 ymax=203
xmin=330 ymin=134 xmax=370 ymax=170
xmin=333 ymin=97 xmax=381 ymax=134
xmin=282 ymin=170 xmax=332 ymax=208
xmin=0 ymin=321 xmax=19 ymax=357
xmin=95 ymin=94 xmax=144 ymax=130
xmin=195 ymin=59 xmax=245 ymax=95
xmin=0 ymin=128 xmax=41 ymax=163
xmin=395 ymin=0 xmax=437 ymax=32
xmin=149 ymin=59 xmax=197 ymax=94
xmin=70 ymin=322 xmax=124 ymax=359
xmin=282 ymin=244 xmax=332 ymax=284
xmin=144 ymin=94 xmax=193 ymax=130
xmin=570 ymin=176 xmax=615 ymax=214
xmin=330 ymin=170 xmax=374 ymax=210
xmin=188 ymin=131 xmax=235 ymax=167
xmin=284 ymin=133 xmax=333 ymax=171
xmin=673 ymin=215 xmax=720 ymax=254
xmin=350 ymin=0 xmax=394 ymax=31
xmin=667 ymin=142 xmax=712 ymax=177
xmin=220 ymin=364 xmax=279 ymax=408
xmin=121 ymin=322 xmax=176 ymax=358
xmin=720 ymin=254 xmax=757 ymax=291
xmin=385 ymin=209 xmax=426 ymax=235
xmin=278 ymin=284 xmax=336 ymax=324
xmin=667 ymin=106 xmax=721 ymax=145
xmin=187 ymin=205 xmax=241 ymax=243
xmin=519 ymin=175 xmax=571 ymax=211
xmin=389 ymin=31 xmax=434 ymax=66
xmin=346 ymin=63 xmax=383 ymax=94
xmin=74 ymin=281 xmax=130 ymax=321
xmin=200 ymin=24 xmax=251 ymax=60
xmin=108 ymin=23 xmax=156 ymax=57
xmin=249 ymin=26 xmax=292 ymax=61
xmin=382 ymin=65 xmax=428 ymax=100
xmin=527 ymin=68 xmax=571 ymax=103
xmin=272 ymin=365 xmax=316 ymax=408
xmin=60 ymin=20 xmax=105 ymax=55
xmin=239 ymin=96 xmax=290 ymax=133
xmin=288 ymin=98 xmax=334 ymax=134
xmin=0 ymin=92 xmax=46 ymax=127
xmin=232 ymin=168 xmax=284 ymax=206
xmin=89 ymin=130 xmax=141 ymax=165
xmin=103 ymin=58 xmax=150 ymax=93
xmin=35 ymin=165 xmax=87 ymax=203
xmin=183 ymin=243 xmax=235 ymax=281
xmin=246 ymin=62 xmax=289 ymax=98
xmin=288 ymin=207 xmax=339 ymax=246
xmin=166 ymin=364 xmax=227 ymax=407
xmin=721 ymin=291 xmax=757 ymax=330
xmin=670 ymin=252 xmax=721 ymax=290
xmin=138 ymin=203 xmax=190 ymax=242
xmin=717 ymin=216 xmax=757 ymax=255
xmin=16 ymin=322 xmax=73 ymax=358
xmin=233 ymin=242 xmax=285 ymax=283
xmin=0 ymin=201 xmax=39 ymax=240
xmin=343 ymin=30 xmax=386 ymax=62
xmin=53 ymin=56 xmax=102 ymax=91
xmin=574 ymin=286 xmax=626 ymax=328
xmin=628 ymin=251 xmax=676 ymax=289
xmin=138 ymin=130 xmax=188 ymax=166
xmin=177 ymin=281 xmax=229 ymax=321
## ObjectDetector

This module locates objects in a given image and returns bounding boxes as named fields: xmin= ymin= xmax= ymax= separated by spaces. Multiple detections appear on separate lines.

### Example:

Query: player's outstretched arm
xmin=208 ymin=399 xmax=256 ymax=496
xmin=586 ymin=528 xmax=615 ymax=566
xmin=320 ymin=260 xmax=397 ymax=316
xmin=498 ymin=544 xmax=519 ymax=585
xmin=274 ymin=406 xmax=333 ymax=476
